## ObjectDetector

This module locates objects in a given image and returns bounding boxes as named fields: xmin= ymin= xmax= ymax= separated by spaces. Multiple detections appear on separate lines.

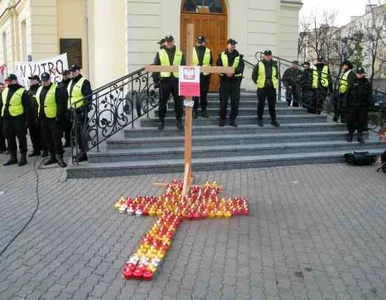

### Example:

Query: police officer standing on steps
xmin=346 ymin=67 xmax=372 ymax=144
xmin=310 ymin=55 xmax=332 ymax=114
xmin=152 ymin=35 xmax=186 ymax=131
xmin=192 ymin=36 xmax=213 ymax=119
xmin=217 ymin=38 xmax=244 ymax=127
xmin=0 ymin=82 xmax=7 ymax=154
xmin=58 ymin=70 xmax=71 ymax=148
xmin=282 ymin=61 xmax=302 ymax=107
xmin=37 ymin=73 xmax=67 ymax=168
xmin=252 ymin=50 xmax=280 ymax=128
xmin=335 ymin=60 xmax=356 ymax=123
xmin=1 ymin=74 xmax=29 ymax=166
xmin=68 ymin=64 xmax=93 ymax=162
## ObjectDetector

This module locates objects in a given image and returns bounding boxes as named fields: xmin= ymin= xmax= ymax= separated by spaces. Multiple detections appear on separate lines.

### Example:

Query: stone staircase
xmin=66 ymin=93 xmax=385 ymax=179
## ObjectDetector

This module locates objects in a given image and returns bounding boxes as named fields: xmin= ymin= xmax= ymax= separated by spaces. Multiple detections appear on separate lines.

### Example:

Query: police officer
xmin=193 ymin=36 xmax=213 ymax=119
xmin=252 ymin=50 xmax=280 ymax=128
xmin=27 ymin=75 xmax=45 ymax=157
xmin=153 ymin=35 xmax=186 ymax=130
xmin=59 ymin=70 xmax=71 ymax=147
xmin=0 ymin=82 xmax=6 ymax=154
xmin=1 ymin=74 xmax=29 ymax=166
xmin=217 ymin=38 xmax=244 ymax=127
xmin=335 ymin=60 xmax=356 ymax=123
xmin=37 ymin=72 xmax=67 ymax=167
xmin=300 ymin=61 xmax=313 ymax=108
xmin=68 ymin=64 xmax=93 ymax=162
xmin=282 ymin=60 xmax=302 ymax=107
xmin=346 ymin=67 xmax=372 ymax=143
xmin=310 ymin=55 xmax=332 ymax=114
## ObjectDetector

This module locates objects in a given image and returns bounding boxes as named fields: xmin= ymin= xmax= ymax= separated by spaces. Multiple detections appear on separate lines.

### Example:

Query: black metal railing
xmin=70 ymin=68 xmax=159 ymax=162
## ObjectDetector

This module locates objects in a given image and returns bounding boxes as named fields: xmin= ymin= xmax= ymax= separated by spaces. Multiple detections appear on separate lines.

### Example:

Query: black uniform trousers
xmin=334 ymin=93 xmax=348 ymax=122
xmin=3 ymin=117 xmax=27 ymax=154
xmin=158 ymin=79 xmax=183 ymax=120
xmin=61 ymin=112 xmax=72 ymax=144
xmin=0 ymin=120 xmax=6 ymax=151
xmin=309 ymin=88 xmax=327 ymax=114
xmin=193 ymin=75 xmax=210 ymax=111
xmin=27 ymin=117 xmax=45 ymax=152
xmin=41 ymin=118 xmax=64 ymax=155
xmin=257 ymin=88 xmax=277 ymax=121
xmin=74 ymin=108 xmax=88 ymax=153
xmin=219 ymin=78 xmax=241 ymax=121
xmin=286 ymin=88 xmax=299 ymax=107
xmin=347 ymin=106 xmax=367 ymax=133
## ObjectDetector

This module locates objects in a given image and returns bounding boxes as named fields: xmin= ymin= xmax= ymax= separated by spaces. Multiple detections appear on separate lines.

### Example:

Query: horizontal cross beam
xmin=145 ymin=65 xmax=234 ymax=74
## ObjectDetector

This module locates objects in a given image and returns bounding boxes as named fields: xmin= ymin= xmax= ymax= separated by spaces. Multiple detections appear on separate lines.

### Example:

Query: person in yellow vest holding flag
xmin=152 ymin=35 xmax=186 ymax=130
xmin=310 ymin=55 xmax=332 ymax=114
xmin=68 ymin=64 xmax=93 ymax=162
xmin=217 ymin=38 xmax=244 ymax=127
xmin=192 ymin=36 xmax=213 ymax=119
xmin=37 ymin=72 xmax=67 ymax=168
xmin=1 ymin=74 xmax=29 ymax=166
xmin=252 ymin=50 xmax=280 ymax=128
xmin=334 ymin=60 xmax=356 ymax=123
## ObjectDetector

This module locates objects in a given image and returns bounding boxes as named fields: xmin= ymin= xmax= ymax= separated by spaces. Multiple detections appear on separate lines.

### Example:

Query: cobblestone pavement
xmin=1 ymin=153 xmax=386 ymax=300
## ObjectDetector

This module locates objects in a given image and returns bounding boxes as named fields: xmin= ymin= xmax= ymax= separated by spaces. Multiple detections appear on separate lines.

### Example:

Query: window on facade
xmin=59 ymin=39 xmax=82 ymax=68
xmin=21 ymin=20 xmax=27 ymax=61
xmin=183 ymin=0 xmax=224 ymax=13
xmin=2 ymin=32 xmax=7 ymax=64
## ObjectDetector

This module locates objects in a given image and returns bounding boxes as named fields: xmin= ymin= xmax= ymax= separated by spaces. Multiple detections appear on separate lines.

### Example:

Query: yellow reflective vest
xmin=220 ymin=52 xmax=242 ymax=77
xmin=339 ymin=69 xmax=352 ymax=94
xmin=1 ymin=88 xmax=25 ymax=117
xmin=193 ymin=47 xmax=211 ymax=75
xmin=36 ymin=84 xmax=57 ymax=118
xmin=256 ymin=61 xmax=278 ymax=89
xmin=68 ymin=77 xmax=87 ymax=109
xmin=159 ymin=48 xmax=183 ymax=78
xmin=312 ymin=65 xmax=329 ymax=89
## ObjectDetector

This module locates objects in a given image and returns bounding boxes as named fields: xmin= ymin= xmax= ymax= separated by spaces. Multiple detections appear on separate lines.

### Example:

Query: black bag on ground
xmin=381 ymin=150 xmax=386 ymax=173
xmin=344 ymin=151 xmax=377 ymax=166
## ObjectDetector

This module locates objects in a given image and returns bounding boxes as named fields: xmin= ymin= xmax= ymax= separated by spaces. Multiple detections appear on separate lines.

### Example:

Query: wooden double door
xmin=181 ymin=13 xmax=228 ymax=92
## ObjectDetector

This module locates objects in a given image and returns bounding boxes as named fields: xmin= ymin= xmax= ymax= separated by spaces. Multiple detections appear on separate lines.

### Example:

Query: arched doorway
xmin=180 ymin=0 xmax=228 ymax=92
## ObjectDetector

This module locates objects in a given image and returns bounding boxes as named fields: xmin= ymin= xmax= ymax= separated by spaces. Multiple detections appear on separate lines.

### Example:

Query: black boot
xmin=29 ymin=149 xmax=40 ymax=157
xmin=76 ymin=152 xmax=88 ymax=162
xmin=56 ymin=154 xmax=67 ymax=168
xmin=41 ymin=150 xmax=48 ymax=158
xmin=347 ymin=132 xmax=353 ymax=142
xmin=202 ymin=109 xmax=209 ymax=118
xmin=358 ymin=132 xmax=364 ymax=144
xmin=257 ymin=119 xmax=264 ymax=127
xmin=3 ymin=151 xmax=18 ymax=166
xmin=18 ymin=153 xmax=27 ymax=167
xmin=230 ymin=120 xmax=238 ymax=128
xmin=158 ymin=120 xmax=165 ymax=131
xmin=218 ymin=119 xmax=225 ymax=127
xmin=271 ymin=120 xmax=280 ymax=128
xmin=44 ymin=152 xmax=58 ymax=166
xmin=176 ymin=118 xmax=184 ymax=130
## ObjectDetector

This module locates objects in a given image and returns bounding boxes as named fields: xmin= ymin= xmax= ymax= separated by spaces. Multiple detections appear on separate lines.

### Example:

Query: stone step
xmin=125 ymin=123 xmax=348 ymax=138
xmin=168 ymin=100 xmax=289 ymax=109
xmin=66 ymin=149 xmax=384 ymax=179
xmin=140 ymin=115 xmax=327 ymax=127
xmin=89 ymin=140 xmax=384 ymax=163
xmin=107 ymin=131 xmax=367 ymax=150
xmin=157 ymin=107 xmax=309 ymax=118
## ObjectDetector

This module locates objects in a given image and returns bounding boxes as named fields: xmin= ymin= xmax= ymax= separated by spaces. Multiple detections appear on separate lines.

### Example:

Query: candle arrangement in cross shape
xmin=114 ymin=180 xmax=249 ymax=281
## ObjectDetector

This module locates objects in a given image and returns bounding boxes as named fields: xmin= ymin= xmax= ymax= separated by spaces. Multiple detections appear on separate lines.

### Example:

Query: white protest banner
xmin=13 ymin=53 xmax=69 ymax=89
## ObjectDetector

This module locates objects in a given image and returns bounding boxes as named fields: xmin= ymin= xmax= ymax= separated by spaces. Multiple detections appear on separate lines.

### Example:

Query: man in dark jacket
xmin=58 ymin=70 xmax=71 ymax=147
xmin=1 ymin=74 xmax=29 ymax=166
xmin=335 ymin=60 xmax=356 ymax=123
xmin=0 ymin=82 xmax=6 ymax=153
xmin=193 ymin=36 xmax=213 ymax=118
xmin=217 ymin=38 xmax=244 ymax=127
xmin=282 ymin=60 xmax=303 ymax=107
xmin=152 ymin=35 xmax=186 ymax=130
xmin=346 ymin=67 xmax=372 ymax=143
xmin=300 ymin=61 xmax=313 ymax=109
xmin=252 ymin=50 xmax=280 ymax=128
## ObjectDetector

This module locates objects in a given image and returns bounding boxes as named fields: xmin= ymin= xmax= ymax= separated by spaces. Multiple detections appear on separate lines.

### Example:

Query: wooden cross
xmin=145 ymin=24 xmax=234 ymax=196
xmin=115 ymin=180 xmax=249 ymax=280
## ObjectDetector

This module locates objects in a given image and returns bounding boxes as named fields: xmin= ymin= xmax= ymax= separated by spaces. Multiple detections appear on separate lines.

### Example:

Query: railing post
xmin=96 ymin=93 xmax=100 ymax=152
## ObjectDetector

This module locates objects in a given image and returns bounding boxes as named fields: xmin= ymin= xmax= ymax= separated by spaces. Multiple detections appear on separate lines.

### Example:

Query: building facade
xmin=1 ymin=0 xmax=302 ymax=88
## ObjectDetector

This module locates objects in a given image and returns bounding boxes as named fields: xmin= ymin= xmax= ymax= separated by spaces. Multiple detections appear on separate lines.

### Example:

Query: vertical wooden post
xmin=181 ymin=24 xmax=195 ymax=197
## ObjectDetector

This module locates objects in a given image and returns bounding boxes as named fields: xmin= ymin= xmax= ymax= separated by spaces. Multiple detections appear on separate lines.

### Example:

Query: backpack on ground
xmin=344 ymin=151 xmax=377 ymax=166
